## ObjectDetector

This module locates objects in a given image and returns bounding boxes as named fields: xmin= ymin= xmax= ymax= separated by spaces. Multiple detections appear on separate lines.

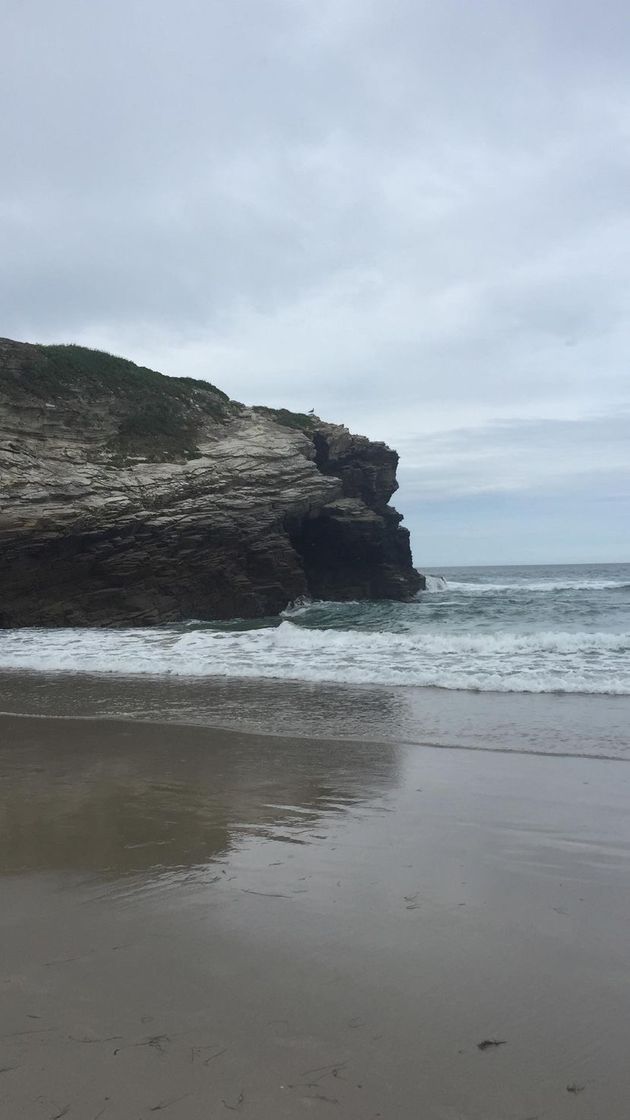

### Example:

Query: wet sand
xmin=2 ymin=710 xmax=630 ymax=1118
xmin=2 ymin=668 xmax=629 ymax=759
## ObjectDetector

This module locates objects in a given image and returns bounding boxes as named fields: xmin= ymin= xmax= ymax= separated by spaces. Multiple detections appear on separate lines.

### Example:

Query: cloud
xmin=2 ymin=0 xmax=630 ymax=561
xmin=398 ymin=413 xmax=630 ymax=498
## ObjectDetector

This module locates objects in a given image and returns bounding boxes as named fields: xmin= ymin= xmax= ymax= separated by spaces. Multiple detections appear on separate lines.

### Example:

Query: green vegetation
xmin=252 ymin=405 xmax=318 ymax=433
xmin=1 ymin=341 xmax=323 ymax=462
xmin=4 ymin=343 xmax=238 ymax=462
xmin=37 ymin=344 xmax=230 ymax=405
xmin=113 ymin=401 xmax=201 ymax=461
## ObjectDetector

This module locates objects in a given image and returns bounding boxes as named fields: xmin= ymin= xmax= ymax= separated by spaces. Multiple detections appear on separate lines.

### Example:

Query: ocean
xmin=1 ymin=562 xmax=628 ymax=694
xmin=1 ymin=562 xmax=629 ymax=760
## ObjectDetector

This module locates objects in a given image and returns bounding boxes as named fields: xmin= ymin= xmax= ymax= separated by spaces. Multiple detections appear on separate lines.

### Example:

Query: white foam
xmin=423 ymin=574 xmax=448 ymax=592
xmin=446 ymin=579 xmax=629 ymax=593
xmin=280 ymin=596 xmax=314 ymax=617
xmin=1 ymin=623 xmax=628 ymax=695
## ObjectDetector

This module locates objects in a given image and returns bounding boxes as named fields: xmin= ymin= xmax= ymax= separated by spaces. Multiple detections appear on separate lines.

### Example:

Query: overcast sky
xmin=2 ymin=0 xmax=630 ymax=565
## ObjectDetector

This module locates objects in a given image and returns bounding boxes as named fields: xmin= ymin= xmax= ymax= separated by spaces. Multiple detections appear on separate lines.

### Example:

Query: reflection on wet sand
xmin=2 ymin=710 xmax=630 ymax=1118
xmin=0 ymin=714 xmax=399 ymax=877
xmin=0 ymin=671 xmax=405 ymax=742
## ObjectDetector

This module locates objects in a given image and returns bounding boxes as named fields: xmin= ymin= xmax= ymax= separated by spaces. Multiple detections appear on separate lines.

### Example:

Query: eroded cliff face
xmin=0 ymin=338 xmax=422 ymax=626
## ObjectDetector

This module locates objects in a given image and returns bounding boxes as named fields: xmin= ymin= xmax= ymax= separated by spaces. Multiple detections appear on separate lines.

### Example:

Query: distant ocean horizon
xmin=420 ymin=559 xmax=628 ymax=570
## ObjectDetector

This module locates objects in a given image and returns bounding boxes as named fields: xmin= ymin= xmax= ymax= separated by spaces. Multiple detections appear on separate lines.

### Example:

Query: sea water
xmin=0 ymin=562 xmax=628 ymax=695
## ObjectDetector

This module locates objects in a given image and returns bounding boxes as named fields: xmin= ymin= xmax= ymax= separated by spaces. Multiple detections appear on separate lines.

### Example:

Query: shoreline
xmin=0 ymin=706 xmax=628 ymax=764
xmin=0 ymin=659 xmax=628 ymax=697
xmin=1 ymin=668 xmax=629 ymax=761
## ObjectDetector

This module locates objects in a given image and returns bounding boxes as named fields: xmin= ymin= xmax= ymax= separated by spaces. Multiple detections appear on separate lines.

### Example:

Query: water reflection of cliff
xmin=0 ymin=705 xmax=400 ymax=877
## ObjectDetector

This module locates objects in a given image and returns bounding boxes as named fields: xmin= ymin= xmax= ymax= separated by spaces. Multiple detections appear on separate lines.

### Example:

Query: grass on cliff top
xmin=252 ymin=404 xmax=318 ymax=432
xmin=17 ymin=343 xmax=237 ymax=462
xmin=3 ymin=341 xmax=320 ymax=461
xmin=36 ymin=344 xmax=231 ymax=405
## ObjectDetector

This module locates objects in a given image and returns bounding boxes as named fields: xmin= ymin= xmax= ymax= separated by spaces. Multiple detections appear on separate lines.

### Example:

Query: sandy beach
xmin=2 ymin=702 xmax=630 ymax=1119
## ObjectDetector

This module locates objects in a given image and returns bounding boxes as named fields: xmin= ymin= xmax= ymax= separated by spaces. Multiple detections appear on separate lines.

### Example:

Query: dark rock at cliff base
xmin=0 ymin=338 xmax=424 ymax=627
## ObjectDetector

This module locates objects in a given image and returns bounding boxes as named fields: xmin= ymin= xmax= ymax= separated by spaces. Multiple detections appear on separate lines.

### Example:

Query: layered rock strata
xmin=0 ymin=338 xmax=423 ymax=626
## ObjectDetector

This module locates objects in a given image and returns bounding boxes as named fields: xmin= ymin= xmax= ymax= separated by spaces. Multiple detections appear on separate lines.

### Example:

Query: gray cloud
xmin=398 ymin=413 xmax=630 ymax=498
xmin=2 ymin=0 xmax=630 ymax=562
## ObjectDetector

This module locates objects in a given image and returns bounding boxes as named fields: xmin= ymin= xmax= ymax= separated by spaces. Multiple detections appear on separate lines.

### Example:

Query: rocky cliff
xmin=0 ymin=338 xmax=423 ymax=627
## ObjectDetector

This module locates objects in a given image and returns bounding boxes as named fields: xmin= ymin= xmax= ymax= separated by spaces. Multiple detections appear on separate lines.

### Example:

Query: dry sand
xmin=1 ymin=710 xmax=630 ymax=1118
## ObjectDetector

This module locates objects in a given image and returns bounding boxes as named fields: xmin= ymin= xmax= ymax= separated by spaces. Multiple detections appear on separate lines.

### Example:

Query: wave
xmin=281 ymin=596 xmax=362 ymax=618
xmin=1 ymin=624 xmax=628 ymax=695
xmin=445 ymin=579 xmax=630 ymax=593
xmin=272 ymin=627 xmax=630 ymax=656
xmin=423 ymin=574 xmax=448 ymax=592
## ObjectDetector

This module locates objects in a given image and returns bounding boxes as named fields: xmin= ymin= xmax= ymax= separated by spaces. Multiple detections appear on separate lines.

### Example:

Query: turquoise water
xmin=280 ymin=562 xmax=630 ymax=637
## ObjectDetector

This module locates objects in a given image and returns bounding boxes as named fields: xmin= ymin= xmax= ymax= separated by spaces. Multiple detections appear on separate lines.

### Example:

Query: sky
xmin=2 ymin=0 xmax=630 ymax=565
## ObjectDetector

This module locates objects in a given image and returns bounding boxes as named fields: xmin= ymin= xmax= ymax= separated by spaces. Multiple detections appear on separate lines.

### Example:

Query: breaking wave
xmin=445 ymin=579 xmax=630 ymax=593
xmin=423 ymin=574 xmax=448 ymax=592
xmin=1 ymin=564 xmax=628 ymax=697
xmin=0 ymin=622 xmax=628 ymax=695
